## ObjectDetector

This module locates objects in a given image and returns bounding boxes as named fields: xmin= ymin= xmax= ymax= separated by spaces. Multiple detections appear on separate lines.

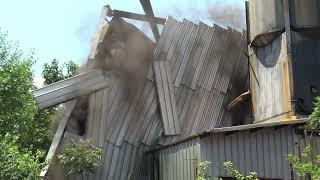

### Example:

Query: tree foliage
xmin=196 ymin=161 xmax=211 ymax=180
xmin=42 ymin=59 xmax=78 ymax=85
xmin=286 ymin=97 xmax=320 ymax=179
xmin=0 ymin=31 xmax=38 ymax=149
xmin=224 ymin=161 xmax=259 ymax=180
xmin=308 ymin=96 xmax=320 ymax=129
xmin=0 ymin=134 xmax=44 ymax=180
xmin=287 ymin=144 xmax=320 ymax=179
xmin=0 ymin=29 xmax=78 ymax=179
xmin=58 ymin=139 xmax=102 ymax=175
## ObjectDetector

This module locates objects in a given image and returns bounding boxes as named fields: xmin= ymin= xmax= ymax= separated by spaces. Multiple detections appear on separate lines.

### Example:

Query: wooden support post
xmin=40 ymin=100 xmax=77 ymax=178
xmin=282 ymin=0 xmax=296 ymax=117
xmin=139 ymin=0 xmax=161 ymax=41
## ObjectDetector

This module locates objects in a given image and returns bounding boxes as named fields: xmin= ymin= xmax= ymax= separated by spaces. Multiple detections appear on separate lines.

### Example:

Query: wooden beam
xmin=227 ymin=91 xmax=251 ymax=111
xmin=105 ymin=5 xmax=166 ymax=25
xmin=40 ymin=100 xmax=77 ymax=178
xmin=139 ymin=0 xmax=161 ymax=41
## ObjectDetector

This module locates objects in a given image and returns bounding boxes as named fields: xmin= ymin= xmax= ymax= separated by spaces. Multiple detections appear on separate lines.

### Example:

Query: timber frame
xmin=105 ymin=2 xmax=165 ymax=41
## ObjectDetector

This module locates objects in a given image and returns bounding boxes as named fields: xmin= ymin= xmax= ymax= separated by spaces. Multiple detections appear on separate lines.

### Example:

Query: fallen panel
xmin=153 ymin=17 xmax=181 ymax=135
xmin=32 ymin=70 xmax=111 ymax=110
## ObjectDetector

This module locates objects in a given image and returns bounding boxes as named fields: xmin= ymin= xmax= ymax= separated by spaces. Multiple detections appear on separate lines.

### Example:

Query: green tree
xmin=0 ymin=134 xmax=44 ymax=180
xmin=287 ymin=97 xmax=320 ymax=179
xmin=65 ymin=60 xmax=78 ymax=78
xmin=0 ymin=31 xmax=38 ymax=149
xmin=42 ymin=59 xmax=78 ymax=85
xmin=224 ymin=161 xmax=259 ymax=180
xmin=0 ymin=29 xmax=78 ymax=179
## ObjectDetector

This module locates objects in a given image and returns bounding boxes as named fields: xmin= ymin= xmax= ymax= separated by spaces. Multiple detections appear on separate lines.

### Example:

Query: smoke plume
xmin=206 ymin=0 xmax=246 ymax=30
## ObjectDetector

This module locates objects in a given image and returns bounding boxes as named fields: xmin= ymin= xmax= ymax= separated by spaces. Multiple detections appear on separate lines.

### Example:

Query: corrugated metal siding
xmin=153 ymin=17 xmax=181 ymax=135
xmin=33 ymin=70 xmax=110 ymax=110
xmin=155 ymin=17 xmax=248 ymax=145
xmin=201 ymin=127 xmax=295 ymax=179
xmin=63 ymin=16 xmax=248 ymax=179
xmin=152 ymin=125 xmax=320 ymax=180
xmin=84 ymin=74 xmax=160 ymax=147
xmin=155 ymin=138 xmax=201 ymax=180
xmin=248 ymin=0 xmax=284 ymax=46
xmin=250 ymin=33 xmax=292 ymax=123
xmin=203 ymin=127 xmax=320 ymax=180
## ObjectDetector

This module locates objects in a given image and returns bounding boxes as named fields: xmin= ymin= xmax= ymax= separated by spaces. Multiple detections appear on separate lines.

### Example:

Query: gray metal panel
xmin=152 ymin=125 xmax=320 ymax=180
xmin=153 ymin=17 xmax=181 ymax=135
xmin=174 ymin=22 xmax=200 ymax=87
xmin=156 ymin=138 xmax=200 ymax=180
xmin=199 ymin=126 xmax=299 ymax=179
xmin=154 ymin=59 xmax=181 ymax=135
xmin=154 ymin=17 xmax=247 ymax=144
xmin=88 ymin=141 xmax=143 ymax=180
xmin=33 ymin=70 xmax=110 ymax=110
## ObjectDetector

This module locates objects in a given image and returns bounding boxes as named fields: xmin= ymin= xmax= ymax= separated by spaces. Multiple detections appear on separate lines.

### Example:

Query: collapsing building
xmin=33 ymin=0 xmax=320 ymax=180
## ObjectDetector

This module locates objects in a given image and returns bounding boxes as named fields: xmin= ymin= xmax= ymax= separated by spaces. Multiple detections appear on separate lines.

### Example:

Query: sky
xmin=0 ymin=0 xmax=245 ymax=87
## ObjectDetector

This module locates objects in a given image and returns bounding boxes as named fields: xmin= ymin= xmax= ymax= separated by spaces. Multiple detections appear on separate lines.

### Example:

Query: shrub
xmin=224 ymin=161 xmax=259 ymax=180
xmin=58 ymin=139 xmax=102 ymax=175
xmin=196 ymin=161 xmax=211 ymax=180
xmin=287 ymin=144 xmax=320 ymax=179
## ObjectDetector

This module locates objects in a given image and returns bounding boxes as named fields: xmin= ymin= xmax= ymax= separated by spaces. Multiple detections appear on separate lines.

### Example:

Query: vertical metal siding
xmin=156 ymin=138 xmax=200 ymax=180
xmin=198 ymin=126 xmax=320 ymax=180
xmin=152 ymin=125 xmax=320 ymax=180
xmin=153 ymin=17 xmax=181 ymax=135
